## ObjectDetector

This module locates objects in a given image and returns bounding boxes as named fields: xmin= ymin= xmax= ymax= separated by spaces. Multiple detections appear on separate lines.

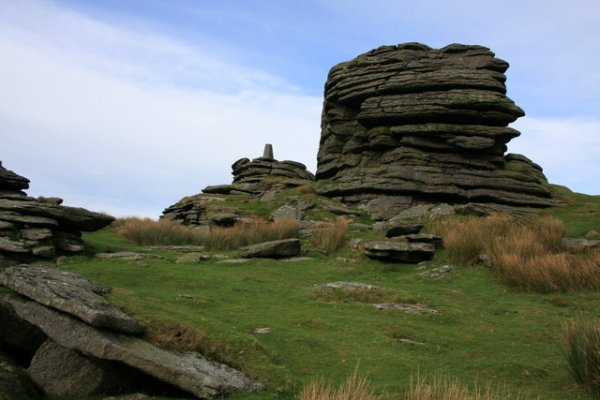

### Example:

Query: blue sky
xmin=1 ymin=0 xmax=599 ymax=217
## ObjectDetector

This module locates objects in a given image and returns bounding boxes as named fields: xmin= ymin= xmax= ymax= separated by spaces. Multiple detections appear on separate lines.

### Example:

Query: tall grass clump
xmin=402 ymin=375 xmax=525 ymax=400
xmin=202 ymin=219 xmax=300 ymax=251
xmin=311 ymin=217 xmax=349 ymax=255
xmin=565 ymin=320 xmax=600 ymax=398
xmin=428 ymin=214 xmax=600 ymax=292
xmin=299 ymin=368 xmax=376 ymax=400
xmin=116 ymin=218 xmax=203 ymax=245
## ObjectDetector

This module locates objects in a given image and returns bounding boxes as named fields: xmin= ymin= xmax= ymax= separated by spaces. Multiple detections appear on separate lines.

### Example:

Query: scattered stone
xmin=175 ymin=252 xmax=208 ymax=264
xmin=281 ymin=257 xmax=315 ymax=262
xmin=561 ymin=238 xmax=600 ymax=253
xmin=420 ymin=265 xmax=453 ymax=279
xmin=3 ymin=293 xmax=263 ymax=399
xmin=28 ymin=340 xmax=132 ymax=396
xmin=239 ymin=238 xmax=301 ymax=259
xmin=217 ymin=258 xmax=251 ymax=265
xmin=271 ymin=205 xmax=304 ymax=221
xmin=141 ymin=245 xmax=206 ymax=252
xmin=0 ymin=265 xmax=144 ymax=335
xmin=372 ymin=303 xmax=437 ymax=314
xmin=396 ymin=338 xmax=425 ymax=346
xmin=373 ymin=220 xmax=423 ymax=237
xmin=0 ymin=350 xmax=42 ymax=400
xmin=253 ymin=327 xmax=271 ymax=335
xmin=176 ymin=294 xmax=197 ymax=301
xmin=96 ymin=252 xmax=165 ymax=263
xmin=315 ymin=44 xmax=555 ymax=216
xmin=314 ymin=282 xmax=380 ymax=290
xmin=403 ymin=233 xmax=444 ymax=249
xmin=584 ymin=229 xmax=600 ymax=240
xmin=363 ymin=241 xmax=435 ymax=263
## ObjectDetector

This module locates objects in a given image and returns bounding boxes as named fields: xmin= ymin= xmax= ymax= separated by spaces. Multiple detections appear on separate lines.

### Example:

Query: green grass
xmin=59 ymin=236 xmax=596 ymax=399
xmin=46 ymin=186 xmax=600 ymax=399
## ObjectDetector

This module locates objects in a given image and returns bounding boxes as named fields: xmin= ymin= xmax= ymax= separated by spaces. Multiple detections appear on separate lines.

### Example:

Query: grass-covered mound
xmin=44 ymin=185 xmax=600 ymax=400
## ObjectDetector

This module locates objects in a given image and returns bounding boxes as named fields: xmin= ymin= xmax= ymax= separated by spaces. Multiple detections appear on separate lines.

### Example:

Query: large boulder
xmin=239 ymin=238 xmax=302 ymax=259
xmin=0 ymin=351 xmax=42 ymax=400
xmin=363 ymin=240 xmax=435 ymax=263
xmin=28 ymin=340 xmax=133 ymax=397
xmin=0 ymin=265 xmax=144 ymax=335
xmin=315 ymin=43 xmax=556 ymax=217
xmin=2 ymin=293 xmax=262 ymax=399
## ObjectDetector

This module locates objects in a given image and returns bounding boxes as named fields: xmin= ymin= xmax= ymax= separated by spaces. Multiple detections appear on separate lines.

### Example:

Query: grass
xmin=299 ymin=367 xmax=377 ymax=400
xmin=401 ymin=375 xmax=529 ymax=400
xmin=310 ymin=217 xmax=349 ymax=255
xmin=565 ymin=320 xmax=600 ymax=399
xmin=116 ymin=217 xmax=204 ymax=246
xmin=427 ymin=214 xmax=600 ymax=292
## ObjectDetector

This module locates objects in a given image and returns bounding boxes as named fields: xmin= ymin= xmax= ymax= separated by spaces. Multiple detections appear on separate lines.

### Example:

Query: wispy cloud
xmin=0 ymin=0 xmax=322 ymax=217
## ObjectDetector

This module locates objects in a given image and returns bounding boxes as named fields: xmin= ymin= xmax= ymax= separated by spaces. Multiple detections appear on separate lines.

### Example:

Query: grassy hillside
xmin=47 ymin=186 xmax=600 ymax=400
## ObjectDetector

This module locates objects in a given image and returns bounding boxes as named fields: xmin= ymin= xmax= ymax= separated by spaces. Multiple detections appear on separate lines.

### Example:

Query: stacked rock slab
xmin=0 ymin=162 xmax=114 ymax=266
xmin=315 ymin=43 xmax=554 ymax=217
xmin=162 ymin=145 xmax=314 ymax=226
xmin=203 ymin=144 xmax=314 ymax=196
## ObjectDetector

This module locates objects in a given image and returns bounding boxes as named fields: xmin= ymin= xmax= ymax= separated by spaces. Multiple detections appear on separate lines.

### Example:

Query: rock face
xmin=0 ymin=351 xmax=42 ymax=400
xmin=0 ymin=162 xmax=114 ymax=265
xmin=0 ymin=265 xmax=144 ymax=334
xmin=315 ymin=43 xmax=555 ymax=218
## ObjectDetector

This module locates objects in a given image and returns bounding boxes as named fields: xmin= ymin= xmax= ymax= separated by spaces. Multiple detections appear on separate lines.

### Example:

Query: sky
xmin=1 ymin=0 xmax=599 ymax=218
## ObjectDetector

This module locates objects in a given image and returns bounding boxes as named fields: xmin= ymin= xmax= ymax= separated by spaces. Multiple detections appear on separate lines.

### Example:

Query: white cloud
xmin=0 ymin=0 xmax=322 ymax=218
xmin=509 ymin=117 xmax=600 ymax=195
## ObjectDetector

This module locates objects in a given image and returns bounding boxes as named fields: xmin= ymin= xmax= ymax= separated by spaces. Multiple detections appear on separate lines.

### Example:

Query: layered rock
xmin=0 ymin=162 xmax=114 ymax=265
xmin=162 ymin=145 xmax=314 ymax=226
xmin=316 ymin=43 xmax=555 ymax=218
xmin=203 ymin=144 xmax=314 ymax=196
xmin=0 ymin=267 xmax=262 ymax=399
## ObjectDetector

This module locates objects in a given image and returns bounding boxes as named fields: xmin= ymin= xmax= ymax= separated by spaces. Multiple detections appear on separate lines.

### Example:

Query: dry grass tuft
xmin=299 ymin=368 xmax=377 ymax=400
xmin=565 ymin=320 xmax=600 ymax=398
xmin=116 ymin=217 xmax=203 ymax=245
xmin=428 ymin=214 xmax=600 ymax=292
xmin=402 ymin=375 xmax=526 ymax=400
xmin=202 ymin=219 xmax=300 ymax=251
xmin=311 ymin=217 xmax=349 ymax=255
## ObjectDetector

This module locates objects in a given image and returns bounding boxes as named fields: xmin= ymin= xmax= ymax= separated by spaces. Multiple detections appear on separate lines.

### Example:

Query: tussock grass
xmin=565 ymin=320 xmax=600 ymax=398
xmin=299 ymin=368 xmax=377 ymax=400
xmin=202 ymin=219 xmax=300 ymax=251
xmin=311 ymin=217 xmax=349 ymax=254
xmin=428 ymin=214 xmax=600 ymax=292
xmin=402 ymin=375 xmax=527 ymax=400
xmin=116 ymin=217 xmax=204 ymax=245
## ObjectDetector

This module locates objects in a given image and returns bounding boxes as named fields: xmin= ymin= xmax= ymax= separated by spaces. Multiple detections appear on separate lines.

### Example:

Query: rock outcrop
xmin=315 ymin=43 xmax=555 ymax=218
xmin=203 ymin=144 xmax=314 ymax=196
xmin=0 ymin=267 xmax=262 ymax=399
xmin=162 ymin=145 xmax=314 ymax=227
xmin=0 ymin=162 xmax=114 ymax=266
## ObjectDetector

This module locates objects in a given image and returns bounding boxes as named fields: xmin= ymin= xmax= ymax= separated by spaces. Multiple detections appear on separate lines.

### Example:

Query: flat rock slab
xmin=0 ymin=351 xmax=42 ymax=400
xmin=0 ymin=265 xmax=144 ymax=335
xmin=372 ymin=303 xmax=438 ymax=314
xmin=363 ymin=241 xmax=435 ymax=263
xmin=239 ymin=238 xmax=301 ymax=259
xmin=3 ymin=294 xmax=262 ymax=399
xmin=373 ymin=220 xmax=423 ymax=237
xmin=96 ymin=252 xmax=165 ymax=263
xmin=217 ymin=258 xmax=251 ymax=265
xmin=403 ymin=233 xmax=444 ymax=249
xmin=419 ymin=265 xmax=453 ymax=280
xmin=314 ymin=281 xmax=381 ymax=291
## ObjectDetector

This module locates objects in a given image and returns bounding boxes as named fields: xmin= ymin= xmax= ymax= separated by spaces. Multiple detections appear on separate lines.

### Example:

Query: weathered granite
xmin=0 ymin=350 xmax=42 ymax=400
xmin=239 ymin=238 xmax=302 ymax=259
xmin=363 ymin=240 xmax=435 ymax=263
xmin=0 ymin=265 xmax=144 ymax=334
xmin=315 ymin=43 xmax=555 ymax=217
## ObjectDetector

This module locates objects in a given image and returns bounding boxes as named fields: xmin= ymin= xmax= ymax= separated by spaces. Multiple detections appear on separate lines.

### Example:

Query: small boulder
xmin=270 ymin=205 xmax=303 ymax=221
xmin=373 ymin=220 xmax=424 ymax=237
xmin=561 ymin=238 xmax=600 ymax=253
xmin=363 ymin=241 xmax=435 ymax=263
xmin=239 ymin=238 xmax=301 ymax=259
xmin=175 ymin=252 xmax=208 ymax=264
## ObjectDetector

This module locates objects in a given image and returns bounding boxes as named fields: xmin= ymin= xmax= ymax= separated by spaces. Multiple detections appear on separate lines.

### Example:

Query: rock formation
xmin=162 ymin=145 xmax=314 ymax=226
xmin=203 ymin=144 xmax=314 ymax=196
xmin=315 ymin=43 xmax=555 ymax=219
xmin=0 ymin=162 xmax=114 ymax=266
xmin=0 ymin=265 xmax=262 ymax=399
